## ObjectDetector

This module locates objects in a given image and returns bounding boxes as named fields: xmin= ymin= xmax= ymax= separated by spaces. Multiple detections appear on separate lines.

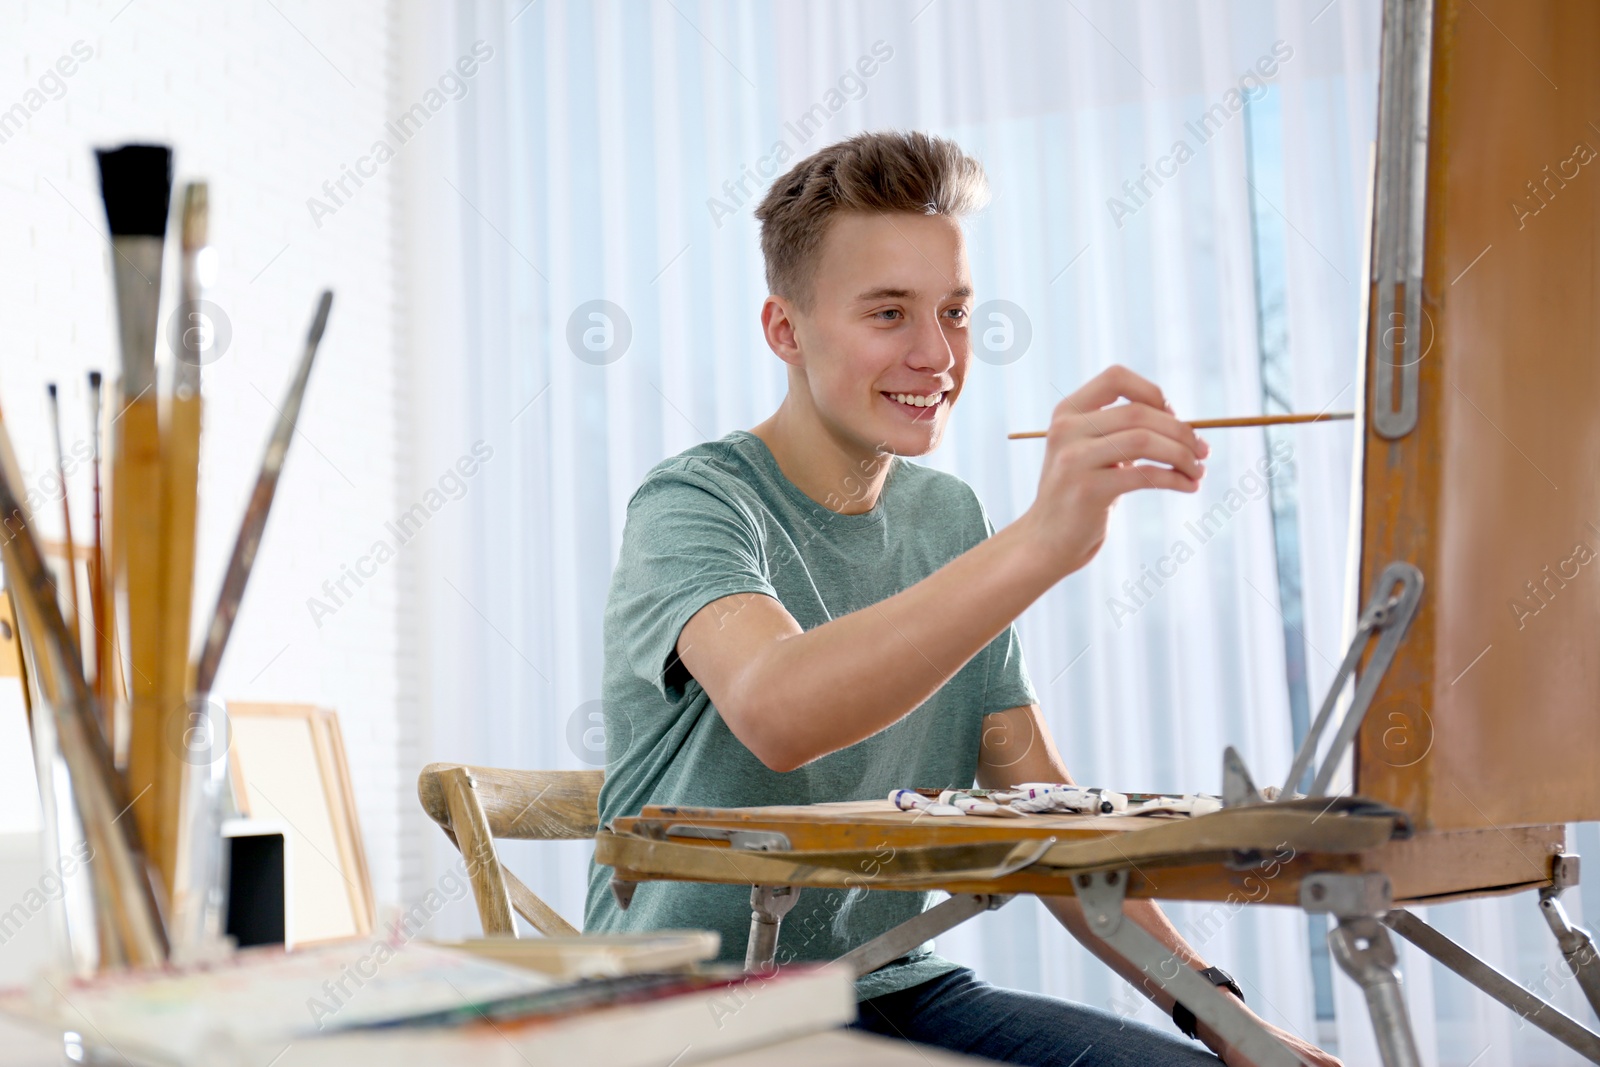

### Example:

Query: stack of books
xmin=0 ymin=936 xmax=854 ymax=1067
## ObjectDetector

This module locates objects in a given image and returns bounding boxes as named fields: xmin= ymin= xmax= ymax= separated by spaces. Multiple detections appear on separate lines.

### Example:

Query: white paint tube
xmin=1126 ymin=794 xmax=1224 ymax=817
xmin=998 ymin=784 xmax=1129 ymax=815
xmin=888 ymin=789 xmax=964 ymax=817
xmin=938 ymin=790 xmax=1024 ymax=818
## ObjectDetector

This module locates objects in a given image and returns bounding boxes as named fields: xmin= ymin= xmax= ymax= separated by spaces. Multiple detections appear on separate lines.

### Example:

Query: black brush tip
xmin=88 ymin=370 xmax=103 ymax=388
xmin=307 ymin=290 xmax=334 ymax=344
xmin=95 ymin=144 xmax=174 ymax=237
xmin=47 ymin=383 xmax=57 ymax=399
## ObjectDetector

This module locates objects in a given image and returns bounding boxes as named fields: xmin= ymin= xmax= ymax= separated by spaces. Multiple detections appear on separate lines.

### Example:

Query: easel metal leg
xmin=1071 ymin=870 xmax=1303 ymax=1067
xmin=1541 ymin=856 xmax=1600 ymax=1023
xmin=1300 ymin=873 xmax=1421 ymax=1067
xmin=1542 ymin=893 xmax=1600 ymax=1021
xmin=1384 ymin=908 xmax=1600 ymax=1063
xmin=744 ymin=884 xmax=799 ymax=971
xmin=836 ymin=893 xmax=1009 ymax=978
xmin=1327 ymin=916 xmax=1423 ymax=1067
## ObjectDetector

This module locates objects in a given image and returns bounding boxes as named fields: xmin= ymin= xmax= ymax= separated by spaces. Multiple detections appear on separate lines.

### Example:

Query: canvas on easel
xmin=1353 ymin=0 xmax=1600 ymax=843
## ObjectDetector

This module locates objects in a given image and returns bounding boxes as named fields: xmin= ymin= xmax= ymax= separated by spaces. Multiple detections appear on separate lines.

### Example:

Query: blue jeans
xmin=851 ymin=967 xmax=1223 ymax=1067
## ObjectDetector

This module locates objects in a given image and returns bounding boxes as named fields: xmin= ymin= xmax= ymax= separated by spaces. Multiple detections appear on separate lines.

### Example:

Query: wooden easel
xmin=584 ymin=3 xmax=1600 ymax=1065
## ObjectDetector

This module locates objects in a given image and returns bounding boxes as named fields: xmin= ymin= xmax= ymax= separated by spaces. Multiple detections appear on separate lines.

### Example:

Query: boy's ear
xmin=762 ymin=294 xmax=805 ymax=369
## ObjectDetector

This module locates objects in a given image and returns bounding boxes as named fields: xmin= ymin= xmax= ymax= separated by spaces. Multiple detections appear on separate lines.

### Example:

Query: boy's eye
xmin=873 ymin=308 xmax=968 ymax=323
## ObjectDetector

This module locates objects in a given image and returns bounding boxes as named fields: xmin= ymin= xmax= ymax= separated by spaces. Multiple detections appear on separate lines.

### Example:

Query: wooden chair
xmin=416 ymin=763 xmax=603 ymax=937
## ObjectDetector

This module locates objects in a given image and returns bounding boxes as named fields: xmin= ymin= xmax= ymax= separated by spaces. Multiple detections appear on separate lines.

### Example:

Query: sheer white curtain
xmin=396 ymin=3 xmax=1595 ymax=1063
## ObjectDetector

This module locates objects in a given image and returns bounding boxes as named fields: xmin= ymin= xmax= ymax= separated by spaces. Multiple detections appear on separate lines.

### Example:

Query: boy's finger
xmin=1083 ymin=430 xmax=1206 ymax=478
xmin=1055 ymin=402 xmax=1207 ymax=461
xmin=1104 ymin=464 xmax=1200 ymax=496
xmin=1058 ymin=364 xmax=1167 ymax=415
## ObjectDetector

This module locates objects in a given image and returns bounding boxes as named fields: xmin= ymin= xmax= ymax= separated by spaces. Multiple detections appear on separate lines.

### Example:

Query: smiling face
xmin=766 ymin=210 xmax=973 ymax=460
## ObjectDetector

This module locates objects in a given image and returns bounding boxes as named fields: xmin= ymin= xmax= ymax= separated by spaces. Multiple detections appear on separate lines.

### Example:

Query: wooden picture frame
xmin=0 ymin=590 xmax=24 ymax=683
xmin=227 ymin=702 xmax=373 ymax=943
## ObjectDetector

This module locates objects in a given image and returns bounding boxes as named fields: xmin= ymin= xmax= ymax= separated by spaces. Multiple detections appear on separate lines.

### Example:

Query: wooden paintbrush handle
xmin=1007 ymin=411 xmax=1354 ymax=439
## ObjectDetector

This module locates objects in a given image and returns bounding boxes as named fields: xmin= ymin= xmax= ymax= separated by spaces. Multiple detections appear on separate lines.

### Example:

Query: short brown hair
xmin=753 ymin=130 xmax=990 ymax=314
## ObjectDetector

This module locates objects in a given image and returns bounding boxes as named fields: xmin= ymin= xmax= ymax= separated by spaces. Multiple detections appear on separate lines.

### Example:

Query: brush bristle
xmin=95 ymin=144 xmax=174 ymax=237
xmin=47 ymin=383 xmax=57 ymax=399
xmin=89 ymin=370 xmax=103 ymax=388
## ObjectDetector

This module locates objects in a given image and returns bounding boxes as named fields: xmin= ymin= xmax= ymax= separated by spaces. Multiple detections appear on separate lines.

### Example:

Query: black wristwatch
xmin=1171 ymin=966 xmax=1245 ymax=1040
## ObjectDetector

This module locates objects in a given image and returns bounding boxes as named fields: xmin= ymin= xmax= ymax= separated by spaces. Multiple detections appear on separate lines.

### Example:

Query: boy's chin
xmin=868 ymin=419 xmax=945 ymax=458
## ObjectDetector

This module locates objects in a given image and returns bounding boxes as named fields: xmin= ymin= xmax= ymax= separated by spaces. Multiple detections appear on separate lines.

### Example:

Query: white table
xmin=0 ymin=1017 xmax=1000 ymax=1067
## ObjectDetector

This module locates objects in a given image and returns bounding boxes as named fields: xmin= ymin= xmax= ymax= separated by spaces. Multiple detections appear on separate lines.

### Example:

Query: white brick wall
xmin=0 ymin=0 xmax=408 ymax=930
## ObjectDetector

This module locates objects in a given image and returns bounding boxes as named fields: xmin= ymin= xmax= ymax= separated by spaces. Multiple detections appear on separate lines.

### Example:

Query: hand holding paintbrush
xmin=1005 ymin=370 xmax=1355 ymax=584
xmin=1003 ymin=367 xmax=1218 ymax=583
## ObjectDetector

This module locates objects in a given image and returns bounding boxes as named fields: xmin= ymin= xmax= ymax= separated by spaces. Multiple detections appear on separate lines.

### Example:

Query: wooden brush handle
xmin=1007 ymin=411 xmax=1354 ymax=439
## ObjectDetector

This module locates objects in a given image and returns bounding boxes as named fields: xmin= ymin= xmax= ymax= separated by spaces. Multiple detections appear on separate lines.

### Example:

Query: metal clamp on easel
xmin=1278 ymin=560 xmax=1424 ymax=800
xmin=1220 ymin=560 xmax=1423 ymax=809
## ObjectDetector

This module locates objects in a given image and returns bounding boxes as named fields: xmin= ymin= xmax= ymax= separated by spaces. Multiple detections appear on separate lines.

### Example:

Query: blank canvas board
xmin=230 ymin=713 xmax=359 ymax=943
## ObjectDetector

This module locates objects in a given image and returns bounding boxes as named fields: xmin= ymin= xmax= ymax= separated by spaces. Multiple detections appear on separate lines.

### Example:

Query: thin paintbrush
xmin=1007 ymin=411 xmax=1354 ymax=439
xmin=46 ymin=383 xmax=83 ymax=658
xmin=87 ymin=371 xmax=106 ymax=698
xmin=177 ymin=292 xmax=332 ymax=958
xmin=87 ymin=369 xmax=124 ymax=755
xmin=159 ymin=182 xmax=209 ymax=934
xmin=193 ymin=290 xmax=333 ymax=696
xmin=96 ymin=142 xmax=173 ymax=901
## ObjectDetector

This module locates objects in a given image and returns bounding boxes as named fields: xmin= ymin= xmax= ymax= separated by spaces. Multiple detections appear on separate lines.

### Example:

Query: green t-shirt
xmin=582 ymin=430 xmax=1038 ymax=1000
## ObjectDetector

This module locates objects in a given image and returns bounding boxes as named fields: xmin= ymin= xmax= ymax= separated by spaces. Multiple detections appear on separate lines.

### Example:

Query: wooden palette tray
xmin=600 ymin=798 xmax=1565 ymax=907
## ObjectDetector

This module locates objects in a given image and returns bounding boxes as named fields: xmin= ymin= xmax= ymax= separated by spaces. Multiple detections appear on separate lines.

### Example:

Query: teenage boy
xmin=584 ymin=130 xmax=1338 ymax=1067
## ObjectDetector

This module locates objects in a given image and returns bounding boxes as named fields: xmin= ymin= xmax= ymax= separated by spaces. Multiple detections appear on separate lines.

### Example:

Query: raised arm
xmin=675 ymin=365 xmax=1208 ymax=772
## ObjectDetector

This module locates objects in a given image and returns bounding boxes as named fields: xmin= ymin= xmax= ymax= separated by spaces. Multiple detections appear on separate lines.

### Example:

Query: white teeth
xmin=889 ymin=392 xmax=943 ymax=408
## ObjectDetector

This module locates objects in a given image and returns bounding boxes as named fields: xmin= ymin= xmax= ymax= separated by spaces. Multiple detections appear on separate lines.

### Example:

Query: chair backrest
xmin=418 ymin=763 xmax=604 ymax=839
xmin=416 ymin=763 xmax=604 ymax=937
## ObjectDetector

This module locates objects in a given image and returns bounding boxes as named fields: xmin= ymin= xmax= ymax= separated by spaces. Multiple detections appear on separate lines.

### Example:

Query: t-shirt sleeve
xmin=608 ymin=468 xmax=779 ymax=702
xmin=979 ymin=623 xmax=1039 ymax=717
xmin=969 ymin=489 xmax=1039 ymax=717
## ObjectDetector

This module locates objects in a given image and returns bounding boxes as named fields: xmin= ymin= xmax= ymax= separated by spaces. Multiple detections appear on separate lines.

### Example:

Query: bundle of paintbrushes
xmin=0 ymin=142 xmax=335 ymax=972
